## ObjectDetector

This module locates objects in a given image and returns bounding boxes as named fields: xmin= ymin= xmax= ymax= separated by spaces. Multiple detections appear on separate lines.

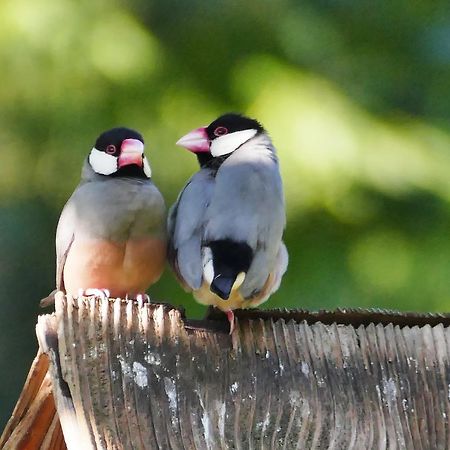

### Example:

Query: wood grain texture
xmin=31 ymin=297 xmax=450 ymax=450
xmin=0 ymin=351 xmax=66 ymax=450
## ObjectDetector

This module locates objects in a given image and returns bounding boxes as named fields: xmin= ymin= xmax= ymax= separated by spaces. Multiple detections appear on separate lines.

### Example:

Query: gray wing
xmin=204 ymin=147 xmax=286 ymax=298
xmin=55 ymin=197 xmax=77 ymax=291
xmin=167 ymin=196 xmax=185 ymax=287
xmin=40 ymin=195 xmax=76 ymax=307
xmin=168 ymin=169 xmax=215 ymax=290
xmin=266 ymin=241 xmax=289 ymax=295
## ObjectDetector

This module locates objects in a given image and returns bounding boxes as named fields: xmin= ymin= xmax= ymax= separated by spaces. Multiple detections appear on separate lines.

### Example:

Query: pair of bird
xmin=41 ymin=113 xmax=288 ymax=333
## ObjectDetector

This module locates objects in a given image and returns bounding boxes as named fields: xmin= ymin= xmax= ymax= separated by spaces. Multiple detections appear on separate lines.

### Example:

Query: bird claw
xmin=226 ymin=310 xmax=235 ymax=335
xmin=82 ymin=288 xmax=110 ymax=301
xmin=136 ymin=293 xmax=151 ymax=307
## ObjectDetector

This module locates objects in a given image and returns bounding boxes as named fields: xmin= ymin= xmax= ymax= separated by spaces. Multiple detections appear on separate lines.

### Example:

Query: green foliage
xmin=1 ymin=0 xmax=449 ymax=427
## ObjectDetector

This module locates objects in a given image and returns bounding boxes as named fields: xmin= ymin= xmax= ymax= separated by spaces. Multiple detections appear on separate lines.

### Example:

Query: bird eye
xmin=214 ymin=126 xmax=228 ymax=137
xmin=106 ymin=145 xmax=116 ymax=154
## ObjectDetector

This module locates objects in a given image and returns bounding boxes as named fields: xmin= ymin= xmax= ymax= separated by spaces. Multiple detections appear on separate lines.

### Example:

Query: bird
xmin=41 ymin=127 xmax=167 ymax=307
xmin=168 ymin=113 xmax=288 ymax=333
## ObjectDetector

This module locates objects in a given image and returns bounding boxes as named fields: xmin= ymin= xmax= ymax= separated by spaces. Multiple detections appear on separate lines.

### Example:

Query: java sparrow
xmin=168 ymin=113 xmax=288 ymax=332
xmin=41 ymin=127 xmax=166 ymax=306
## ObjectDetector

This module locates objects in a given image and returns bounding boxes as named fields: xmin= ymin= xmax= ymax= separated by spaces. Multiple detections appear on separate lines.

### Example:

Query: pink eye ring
xmin=106 ymin=145 xmax=116 ymax=154
xmin=214 ymin=126 xmax=228 ymax=137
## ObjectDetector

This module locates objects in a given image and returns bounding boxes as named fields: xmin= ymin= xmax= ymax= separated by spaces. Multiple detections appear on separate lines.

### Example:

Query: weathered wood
xmin=0 ymin=351 xmax=65 ymax=450
xmin=25 ymin=296 xmax=450 ymax=449
xmin=36 ymin=312 xmax=92 ymax=450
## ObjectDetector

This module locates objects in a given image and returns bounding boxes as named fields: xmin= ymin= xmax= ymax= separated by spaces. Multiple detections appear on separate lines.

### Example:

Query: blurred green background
xmin=1 ymin=0 xmax=450 ymax=427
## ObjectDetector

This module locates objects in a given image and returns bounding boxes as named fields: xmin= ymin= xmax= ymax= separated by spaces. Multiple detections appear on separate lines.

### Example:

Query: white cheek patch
xmin=143 ymin=156 xmax=152 ymax=178
xmin=88 ymin=148 xmax=118 ymax=175
xmin=210 ymin=129 xmax=258 ymax=157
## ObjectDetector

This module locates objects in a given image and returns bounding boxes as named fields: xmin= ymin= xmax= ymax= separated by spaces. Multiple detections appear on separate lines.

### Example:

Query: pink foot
xmin=136 ymin=293 xmax=151 ymax=307
xmin=81 ymin=288 xmax=110 ymax=300
xmin=226 ymin=310 xmax=235 ymax=335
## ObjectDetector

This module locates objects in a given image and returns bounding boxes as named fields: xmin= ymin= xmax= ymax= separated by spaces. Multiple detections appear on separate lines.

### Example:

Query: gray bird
xmin=41 ymin=127 xmax=166 ymax=306
xmin=168 ymin=113 xmax=288 ymax=332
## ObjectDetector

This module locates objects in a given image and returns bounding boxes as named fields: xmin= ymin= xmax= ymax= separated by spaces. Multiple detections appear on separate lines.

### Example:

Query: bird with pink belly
xmin=41 ymin=127 xmax=166 ymax=306
xmin=168 ymin=114 xmax=288 ymax=333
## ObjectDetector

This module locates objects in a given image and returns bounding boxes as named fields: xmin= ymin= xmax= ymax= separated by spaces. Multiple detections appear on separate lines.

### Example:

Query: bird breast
xmin=63 ymin=237 xmax=166 ymax=298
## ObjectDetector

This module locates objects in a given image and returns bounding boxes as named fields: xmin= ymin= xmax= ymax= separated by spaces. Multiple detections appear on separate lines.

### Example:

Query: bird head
xmin=176 ymin=113 xmax=265 ymax=162
xmin=87 ymin=127 xmax=151 ymax=178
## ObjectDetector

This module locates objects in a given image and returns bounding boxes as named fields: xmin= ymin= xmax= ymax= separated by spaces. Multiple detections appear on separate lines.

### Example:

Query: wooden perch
xmin=0 ymin=351 xmax=64 ymax=450
xmin=2 ymin=297 xmax=450 ymax=449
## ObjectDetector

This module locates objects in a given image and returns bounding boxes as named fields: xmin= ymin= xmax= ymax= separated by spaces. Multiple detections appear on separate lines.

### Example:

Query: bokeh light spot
xmin=89 ymin=11 xmax=159 ymax=82
xmin=348 ymin=230 xmax=414 ymax=294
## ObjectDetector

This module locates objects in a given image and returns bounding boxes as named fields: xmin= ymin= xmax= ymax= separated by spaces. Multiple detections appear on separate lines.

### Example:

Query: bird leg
xmin=136 ymin=293 xmax=151 ymax=307
xmin=82 ymin=288 xmax=111 ymax=300
xmin=226 ymin=310 xmax=235 ymax=335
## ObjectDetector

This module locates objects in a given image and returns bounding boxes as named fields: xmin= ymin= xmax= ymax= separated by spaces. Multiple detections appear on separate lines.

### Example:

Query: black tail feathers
xmin=210 ymin=275 xmax=235 ymax=300
xmin=208 ymin=240 xmax=253 ymax=300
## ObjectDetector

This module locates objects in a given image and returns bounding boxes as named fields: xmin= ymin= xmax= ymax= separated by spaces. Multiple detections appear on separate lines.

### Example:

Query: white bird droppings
xmin=262 ymin=409 xmax=271 ymax=432
xmin=164 ymin=377 xmax=178 ymax=417
xmin=201 ymin=408 xmax=212 ymax=448
xmin=117 ymin=355 xmax=131 ymax=377
xmin=382 ymin=378 xmax=397 ymax=403
xmin=301 ymin=362 xmax=310 ymax=377
xmin=132 ymin=362 xmax=148 ymax=388
xmin=145 ymin=352 xmax=161 ymax=366
xmin=117 ymin=356 xmax=148 ymax=389
xmin=215 ymin=400 xmax=226 ymax=441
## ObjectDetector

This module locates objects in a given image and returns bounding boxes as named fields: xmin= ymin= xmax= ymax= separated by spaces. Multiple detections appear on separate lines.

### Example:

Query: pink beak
xmin=118 ymin=139 xmax=144 ymax=168
xmin=176 ymin=127 xmax=210 ymax=153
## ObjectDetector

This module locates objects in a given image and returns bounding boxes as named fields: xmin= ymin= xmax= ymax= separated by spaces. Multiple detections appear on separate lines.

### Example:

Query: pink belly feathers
xmin=63 ymin=237 xmax=166 ymax=298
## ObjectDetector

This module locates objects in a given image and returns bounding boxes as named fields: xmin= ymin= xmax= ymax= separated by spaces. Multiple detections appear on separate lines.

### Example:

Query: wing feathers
xmin=169 ymin=136 xmax=287 ymax=301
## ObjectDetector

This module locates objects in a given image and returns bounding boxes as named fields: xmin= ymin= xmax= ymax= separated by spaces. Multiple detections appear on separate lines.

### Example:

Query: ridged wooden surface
xmin=33 ymin=297 xmax=450 ymax=450
xmin=0 ymin=351 xmax=66 ymax=450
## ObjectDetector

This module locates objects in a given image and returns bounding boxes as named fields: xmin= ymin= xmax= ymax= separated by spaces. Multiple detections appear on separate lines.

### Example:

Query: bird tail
xmin=203 ymin=240 xmax=252 ymax=300
xmin=40 ymin=289 xmax=58 ymax=308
